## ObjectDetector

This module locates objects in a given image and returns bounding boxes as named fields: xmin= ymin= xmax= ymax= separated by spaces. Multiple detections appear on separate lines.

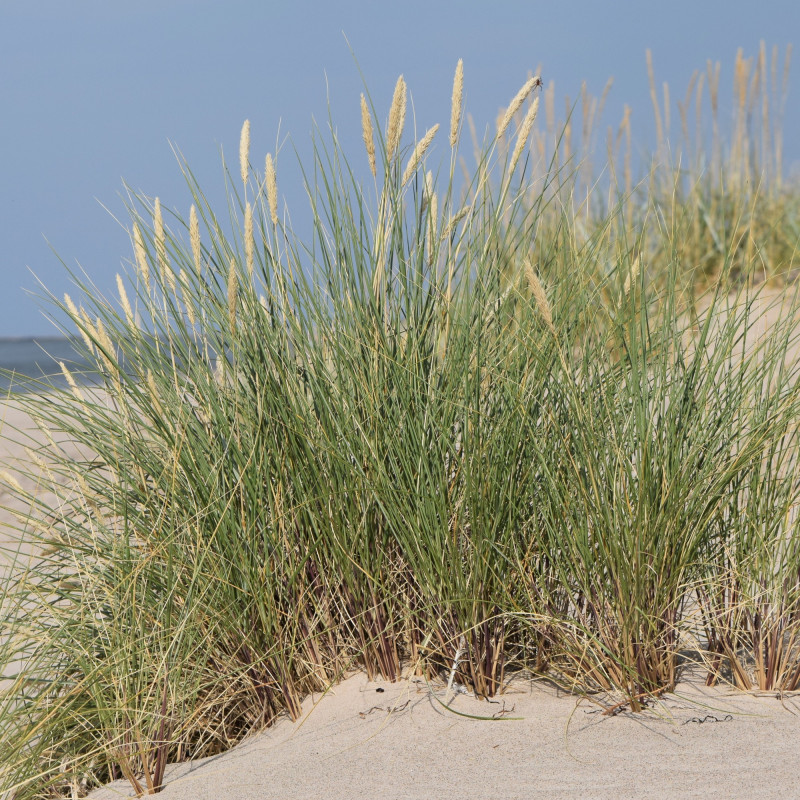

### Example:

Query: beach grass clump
xmin=0 ymin=46 xmax=800 ymax=797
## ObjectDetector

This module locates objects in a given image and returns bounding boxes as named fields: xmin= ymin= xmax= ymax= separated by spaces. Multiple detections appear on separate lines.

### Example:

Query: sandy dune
xmin=3 ymin=287 xmax=800 ymax=799
xmin=89 ymin=670 xmax=800 ymax=800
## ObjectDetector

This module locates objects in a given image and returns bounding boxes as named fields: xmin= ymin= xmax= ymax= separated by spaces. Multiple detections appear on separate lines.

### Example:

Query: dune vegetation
xmin=1 ymin=43 xmax=800 ymax=797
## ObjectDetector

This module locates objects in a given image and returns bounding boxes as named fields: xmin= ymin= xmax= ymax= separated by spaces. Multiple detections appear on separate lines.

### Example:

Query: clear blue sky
xmin=2 ymin=0 xmax=798 ymax=336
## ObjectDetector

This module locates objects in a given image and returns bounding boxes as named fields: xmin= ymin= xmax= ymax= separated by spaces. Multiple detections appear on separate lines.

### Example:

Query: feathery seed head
xmin=402 ymin=123 xmax=440 ymax=186
xmin=450 ymin=59 xmax=464 ymax=148
xmin=265 ymin=154 xmax=278 ymax=225
xmin=116 ymin=274 xmax=134 ymax=327
xmin=95 ymin=318 xmax=116 ymax=375
xmin=509 ymin=96 xmax=540 ymax=175
xmin=64 ymin=293 xmax=94 ymax=352
xmin=525 ymin=260 xmax=555 ymax=335
xmin=79 ymin=308 xmax=96 ymax=343
xmin=624 ymin=256 xmax=641 ymax=296
xmin=442 ymin=205 xmax=471 ymax=240
xmin=133 ymin=223 xmax=150 ymax=293
xmin=361 ymin=93 xmax=377 ymax=178
xmin=497 ymin=75 xmax=543 ymax=139
xmin=190 ymin=205 xmax=201 ymax=273
xmin=386 ymin=75 xmax=407 ymax=160
xmin=0 ymin=469 xmax=24 ymax=496
xmin=240 ymin=119 xmax=251 ymax=188
xmin=146 ymin=369 xmax=164 ymax=417
xmin=60 ymin=361 xmax=85 ymax=404
xmin=154 ymin=198 xmax=168 ymax=274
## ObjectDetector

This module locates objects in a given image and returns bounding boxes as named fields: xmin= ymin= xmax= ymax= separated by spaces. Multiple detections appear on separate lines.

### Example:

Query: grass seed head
xmin=624 ymin=256 xmax=641 ymax=296
xmin=59 ymin=360 xmax=86 ymax=405
xmin=509 ymin=96 xmax=539 ymax=174
xmin=240 ymin=119 xmax=251 ymax=188
xmin=133 ymin=223 xmax=150 ymax=293
xmin=450 ymin=59 xmax=464 ymax=148
xmin=190 ymin=205 xmax=202 ymax=273
xmin=146 ymin=368 xmax=164 ymax=417
xmin=525 ymin=260 xmax=555 ymax=335
xmin=116 ymin=274 xmax=134 ymax=327
xmin=402 ymin=124 xmax=440 ymax=186
xmin=361 ymin=93 xmax=377 ymax=177
xmin=154 ymin=197 xmax=168 ymax=275
xmin=498 ymin=75 xmax=542 ymax=139
xmin=65 ymin=294 xmax=94 ymax=351
xmin=266 ymin=154 xmax=278 ymax=225
xmin=386 ymin=75 xmax=407 ymax=160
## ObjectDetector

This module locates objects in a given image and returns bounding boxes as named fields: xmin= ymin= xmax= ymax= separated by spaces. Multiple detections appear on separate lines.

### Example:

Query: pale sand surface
xmin=2 ymin=288 xmax=800 ymax=799
xmin=89 ymin=671 xmax=800 ymax=800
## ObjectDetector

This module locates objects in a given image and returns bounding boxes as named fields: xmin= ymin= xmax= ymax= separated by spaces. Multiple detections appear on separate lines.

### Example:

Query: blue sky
xmin=2 ymin=0 xmax=798 ymax=336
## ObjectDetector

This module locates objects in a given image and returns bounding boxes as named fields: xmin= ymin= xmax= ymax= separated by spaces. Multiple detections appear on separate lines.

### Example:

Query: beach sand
xmin=3 ymin=288 xmax=800 ymax=799
xmin=88 ymin=670 xmax=800 ymax=800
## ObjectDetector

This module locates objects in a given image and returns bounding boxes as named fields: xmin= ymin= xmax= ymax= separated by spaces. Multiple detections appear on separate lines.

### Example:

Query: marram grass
xmin=1 ymin=47 xmax=800 ymax=798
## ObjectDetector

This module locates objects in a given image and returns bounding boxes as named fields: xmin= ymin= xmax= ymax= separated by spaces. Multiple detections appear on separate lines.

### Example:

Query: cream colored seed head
xmin=245 ymin=202 xmax=254 ymax=278
xmin=442 ymin=205 xmax=471 ymax=241
xmin=60 ymin=361 xmax=86 ymax=405
xmin=509 ymin=96 xmax=540 ymax=175
xmin=623 ymin=256 xmax=641 ymax=296
xmin=154 ymin=198 xmax=168 ymax=274
xmin=265 ymin=154 xmax=278 ymax=225
xmin=190 ymin=205 xmax=201 ymax=273
xmin=133 ymin=223 xmax=150 ymax=293
xmin=361 ymin=93 xmax=376 ymax=178
xmin=401 ymin=124 xmax=440 ymax=186
xmin=79 ymin=308 xmax=96 ymax=343
xmin=64 ymin=294 xmax=94 ymax=351
xmin=116 ymin=274 xmax=134 ymax=327
xmin=450 ymin=59 xmax=464 ymax=148
xmin=525 ymin=261 xmax=555 ymax=335
xmin=95 ymin=318 xmax=116 ymax=373
xmin=497 ymin=75 xmax=542 ymax=139
xmin=240 ymin=119 xmax=251 ymax=188
xmin=146 ymin=369 xmax=163 ymax=417
xmin=386 ymin=75 xmax=407 ymax=160
xmin=0 ymin=470 xmax=24 ymax=496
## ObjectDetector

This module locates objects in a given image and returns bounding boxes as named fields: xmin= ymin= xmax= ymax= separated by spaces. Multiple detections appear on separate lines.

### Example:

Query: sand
xmin=87 ymin=671 xmax=800 ymax=800
xmin=3 ymin=288 xmax=800 ymax=799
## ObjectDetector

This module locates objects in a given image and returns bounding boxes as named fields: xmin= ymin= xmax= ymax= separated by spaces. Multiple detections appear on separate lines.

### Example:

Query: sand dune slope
xmin=90 ymin=672 xmax=800 ymax=800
